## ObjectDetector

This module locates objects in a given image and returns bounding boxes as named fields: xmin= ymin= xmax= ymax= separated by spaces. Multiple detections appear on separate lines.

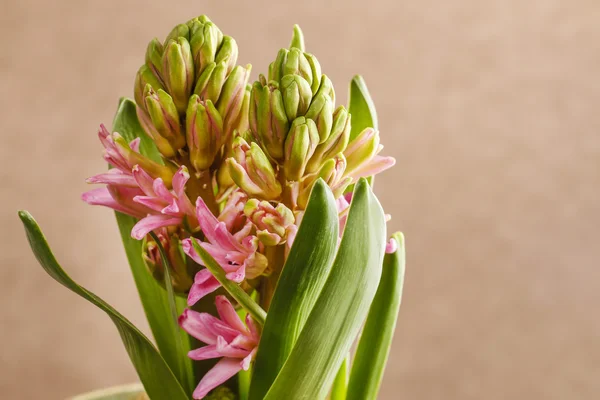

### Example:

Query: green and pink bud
xmin=249 ymin=80 xmax=289 ymax=161
xmin=244 ymin=199 xmax=297 ymax=246
xmin=283 ymin=117 xmax=320 ymax=181
xmin=186 ymin=95 xmax=224 ymax=171
xmin=306 ymin=106 xmax=351 ymax=173
xmin=143 ymin=85 xmax=186 ymax=153
xmin=343 ymin=127 xmax=396 ymax=179
xmin=227 ymin=137 xmax=282 ymax=200
xmin=162 ymin=37 xmax=195 ymax=114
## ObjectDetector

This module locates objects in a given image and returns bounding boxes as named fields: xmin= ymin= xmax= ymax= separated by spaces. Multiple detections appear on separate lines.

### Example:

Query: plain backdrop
xmin=1 ymin=0 xmax=599 ymax=399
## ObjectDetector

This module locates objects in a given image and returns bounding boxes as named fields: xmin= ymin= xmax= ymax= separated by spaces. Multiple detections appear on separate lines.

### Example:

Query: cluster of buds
xmin=134 ymin=15 xmax=251 ymax=171
xmin=83 ymin=18 xmax=396 ymax=399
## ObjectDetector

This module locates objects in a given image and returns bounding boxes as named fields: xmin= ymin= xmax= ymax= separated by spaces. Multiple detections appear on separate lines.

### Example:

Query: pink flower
xmin=130 ymin=165 xmax=196 ymax=240
xmin=179 ymin=296 xmax=259 ymax=399
xmin=182 ymin=197 xmax=268 ymax=306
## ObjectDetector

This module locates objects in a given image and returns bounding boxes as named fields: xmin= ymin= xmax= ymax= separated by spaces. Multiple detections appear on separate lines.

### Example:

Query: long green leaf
xmin=111 ymin=98 xmax=195 ymax=393
xmin=263 ymin=178 xmax=387 ymax=400
xmin=331 ymin=354 xmax=350 ymax=400
xmin=348 ymin=75 xmax=378 ymax=141
xmin=249 ymin=179 xmax=339 ymax=399
xmin=347 ymin=232 xmax=406 ymax=400
xmin=19 ymin=211 xmax=188 ymax=400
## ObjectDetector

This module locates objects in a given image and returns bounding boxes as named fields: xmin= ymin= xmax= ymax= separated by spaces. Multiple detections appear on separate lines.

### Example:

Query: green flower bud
xmin=136 ymin=106 xmax=177 ymax=158
xmin=228 ymin=137 xmax=282 ymax=200
xmin=283 ymin=117 xmax=319 ymax=181
xmin=343 ymin=127 xmax=381 ymax=175
xmin=298 ymin=154 xmax=351 ymax=209
xmin=134 ymin=65 xmax=165 ymax=111
xmin=186 ymin=95 xmax=224 ymax=171
xmin=305 ymin=93 xmax=333 ymax=143
xmin=217 ymin=64 xmax=252 ymax=137
xmin=144 ymin=85 xmax=186 ymax=152
xmin=145 ymin=38 xmax=164 ymax=79
xmin=215 ymin=36 xmax=239 ymax=74
xmin=306 ymin=106 xmax=351 ymax=173
xmin=193 ymin=61 xmax=228 ymax=103
xmin=283 ymin=48 xmax=313 ymax=87
xmin=249 ymin=81 xmax=289 ymax=160
xmin=314 ymin=74 xmax=335 ymax=104
xmin=189 ymin=20 xmax=221 ymax=75
xmin=268 ymin=48 xmax=289 ymax=83
xmin=304 ymin=53 xmax=322 ymax=95
xmin=281 ymin=74 xmax=312 ymax=121
xmin=162 ymin=37 xmax=195 ymax=114
xmin=112 ymin=132 xmax=175 ymax=186
xmin=143 ymin=231 xmax=196 ymax=295
xmin=165 ymin=23 xmax=190 ymax=43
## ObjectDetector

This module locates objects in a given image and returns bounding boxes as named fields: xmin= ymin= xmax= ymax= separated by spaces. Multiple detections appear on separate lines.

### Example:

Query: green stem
xmin=260 ymin=245 xmax=286 ymax=311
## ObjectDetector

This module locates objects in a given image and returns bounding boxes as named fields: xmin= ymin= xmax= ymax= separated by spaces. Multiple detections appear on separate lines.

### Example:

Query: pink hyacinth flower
xmin=81 ymin=185 xmax=150 ymax=219
xmin=182 ymin=197 xmax=268 ymax=306
xmin=130 ymin=165 xmax=196 ymax=240
xmin=179 ymin=296 xmax=259 ymax=399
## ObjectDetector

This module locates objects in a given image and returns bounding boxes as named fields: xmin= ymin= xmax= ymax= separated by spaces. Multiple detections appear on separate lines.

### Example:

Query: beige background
xmin=1 ymin=0 xmax=599 ymax=399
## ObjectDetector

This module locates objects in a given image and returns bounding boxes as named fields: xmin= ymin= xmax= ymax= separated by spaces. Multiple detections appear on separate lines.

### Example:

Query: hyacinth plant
xmin=19 ymin=16 xmax=405 ymax=400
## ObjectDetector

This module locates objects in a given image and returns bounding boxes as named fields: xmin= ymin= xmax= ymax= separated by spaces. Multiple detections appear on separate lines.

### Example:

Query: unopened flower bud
xmin=305 ymin=93 xmax=333 ymax=143
xmin=145 ymin=38 xmax=164 ymax=79
xmin=283 ymin=48 xmax=313 ymax=88
xmin=189 ymin=20 xmax=221 ymax=75
xmin=134 ymin=65 xmax=165 ymax=111
xmin=314 ymin=74 xmax=335 ymax=104
xmin=268 ymin=48 xmax=289 ymax=83
xmin=289 ymin=24 xmax=305 ymax=51
xmin=136 ymin=107 xmax=177 ymax=158
xmin=306 ymin=106 xmax=351 ymax=173
xmin=244 ymin=199 xmax=296 ymax=246
xmin=186 ymin=95 xmax=224 ymax=171
xmin=298 ymin=154 xmax=352 ymax=209
xmin=165 ymin=23 xmax=190 ymax=43
xmin=144 ymin=85 xmax=186 ymax=152
xmin=193 ymin=61 xmax=228 ymax=103
xmin=214 ymin=36 xmax=239 ymax=74
xmin=249 ymin=81 xmax=289 ymax=160
xmin=304 ymin=53 xmax=322 ymax=95
xmin=217 ymin=64 xmax=252 ymax=137
xmin=143 ymin=231 xmax=196 ymax=294
xmin=162 ymin=37 xmax=195 ymax=114
xmin=112 ymin=133 xmax=175 ymax=186
xmin=343 ymin=127 xmax=380 ymax=176
xmin=281 ymin=74 xmax=312 ymax=121
xmin=227 ymin=137 xmax=282 ymax=200
xmin=283 ymin=117 xmax=320 ymax=181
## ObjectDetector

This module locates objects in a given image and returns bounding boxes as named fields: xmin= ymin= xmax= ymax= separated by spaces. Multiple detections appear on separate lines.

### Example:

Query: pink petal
xmin=192 ymin=358 xmax=242 ymax=399
xmin=349 ymin=155 xmax=396 ymax=180
xmin=240 ymin=348 xmax=257 ymax=371
xmin=215 ymin=336 xmax=252 ymax=358
xmin=153 ymin=178 xmax=175 ymax=203
xmin=187 ymin=344 xmax=222 ymax=361
xmin=82 ymin=188 xmax=145 ymax=218
xmin=246 ymin=314 xmax=260 ymax=341
xmin=179 ymin=309 xmax=239 ymax=345
xmin=129 ymin=137 xmax=141 ymax=153
xmin=132 ymin=165 xmax=156 ymax=196
xmin=187 ymin=269 xmax=221 ymax=306
xmin=196 ymin=197 xmax=221 ymax=244
xmin=131 ymin=214 xmax=182 ymax=240
xmin=215 ymin=295 xmax=247 ymax=334
xmin=133 ymin=195 xmax=168 ymax=212
xmin=86 ymin=170 xmax=137 ymax=187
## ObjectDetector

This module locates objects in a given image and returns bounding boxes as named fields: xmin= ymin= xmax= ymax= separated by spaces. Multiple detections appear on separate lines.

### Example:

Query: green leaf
xmin=348 ymin=75 xmax=378 ymax=141
xmin=190 ymin=240 xmax=267 ymax=325
xmin=330 ymin=354 xmax=350 ymax=400
xmin=249 ymin=179 xmax=339 ymax=399
xmin=111 ymin=98 xmax=195 ymax=394
xmin=18 ymin=211 xmax=188 ymax=400
xmin=263 ymin=178 xmax=387 ymax=400
xmin=347 ymin=232 xmax=406 ymax=400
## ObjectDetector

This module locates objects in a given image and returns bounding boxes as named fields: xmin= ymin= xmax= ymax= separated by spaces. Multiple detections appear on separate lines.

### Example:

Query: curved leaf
xmin=19 ymin=211 xmax=188 ymax=400
xmin=330 ymin=354 xmax=350 ymax=400
xmin=348 ymin=75 xmax=378 ymax=141
xmin=111 ymin=98 xmax=195 ymax=392
xmin=347 ymin=232 xmax=406 ymax=400
xmin=263 ymin=178 xmax=387 ymax=400
xmin=249 ymin=179 xmax=339 ymax=399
